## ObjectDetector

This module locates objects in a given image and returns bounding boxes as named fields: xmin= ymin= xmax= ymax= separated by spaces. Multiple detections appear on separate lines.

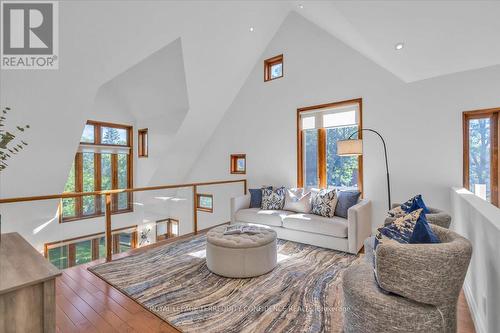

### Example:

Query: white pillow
xmin=283 ymin=188 xmax=312 ymax=213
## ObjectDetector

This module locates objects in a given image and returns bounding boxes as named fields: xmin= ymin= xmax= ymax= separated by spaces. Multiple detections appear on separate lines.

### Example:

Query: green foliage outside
xmin=468 ymin=118 xmax=491 ymax=200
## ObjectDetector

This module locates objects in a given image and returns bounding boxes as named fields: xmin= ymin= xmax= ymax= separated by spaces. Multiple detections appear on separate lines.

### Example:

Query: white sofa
xmin=230 ymin=194 xmax=372 ymax=254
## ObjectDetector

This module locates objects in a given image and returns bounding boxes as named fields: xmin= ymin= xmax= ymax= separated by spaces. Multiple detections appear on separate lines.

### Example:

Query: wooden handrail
xmin=0 ymin=179 xmax=247 ymax=204
xmin=1 ymin=178 xmax=247 ymax=263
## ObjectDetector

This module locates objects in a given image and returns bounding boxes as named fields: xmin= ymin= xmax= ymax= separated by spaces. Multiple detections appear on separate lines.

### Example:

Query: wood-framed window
xmin=196 ymin=194 xmax=213 ymax=213
xmin=156 ymin=218 xmax=179 ymax=241
xmin=230 ymin=154 xmax=246 ymax=174
xmin=61 ymin=120 xmax=134 ymax=222
xmin=138 ymin=128 xmax=148 ymax=158
xmin=463 ymin=107 xmax=499 ymax=207
xmin=264 ymin=54 xmax=283 ymax=82
xmin=297 ymin=98 xmax=363 ymax=192
xmin=44 ymin=226 xmax=138 ymax=269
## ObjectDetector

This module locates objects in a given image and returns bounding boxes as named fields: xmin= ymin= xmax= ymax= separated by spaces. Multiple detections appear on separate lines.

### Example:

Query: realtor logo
xmin=1 ymin=1 xmax=58 ymax=69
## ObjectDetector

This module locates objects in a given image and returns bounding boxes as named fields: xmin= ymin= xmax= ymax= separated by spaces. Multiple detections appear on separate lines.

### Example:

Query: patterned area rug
xmin=89 ymin=235 xmax=358 ymax=333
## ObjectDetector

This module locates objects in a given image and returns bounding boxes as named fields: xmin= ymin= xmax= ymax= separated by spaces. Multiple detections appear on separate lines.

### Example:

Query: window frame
xmin=296 ymin=98 xmax=363 ymax=192
xmin=264 ymin=54 xmax=283 ymax=82
xmin=138 ymin=128 xmax=148 ymax=158
xmin=44 ymin=225 xmax=138 ymax=268
xmin=463 ymin=107 xmax=499 ymax=207
xmin=60 ymin=120 xmax=134 ymax=223
xmin=230 ymin=154 xmax=246 ymax=174
xmin=196 ymin=193 xmax=214 ymax=213
xmin=156 ymin=218 xmax=179 ymax=241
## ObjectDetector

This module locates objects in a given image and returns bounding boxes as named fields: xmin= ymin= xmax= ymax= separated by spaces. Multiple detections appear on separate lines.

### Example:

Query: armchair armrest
xmin=375 ymin=230 xmax=472 ymax=306
xmin=347 ymin=199 xmax=372 ymax=254
xmin=230 ymin=195 xmax=250 ymax=224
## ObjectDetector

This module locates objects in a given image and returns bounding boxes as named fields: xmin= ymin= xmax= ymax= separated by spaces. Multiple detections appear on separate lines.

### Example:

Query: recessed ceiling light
xmin=298 ymin=4 xmax=304 ymax=9
xmin=395 ymin=42 xmax=404 ymax=50
xmin=249 ymin=27 xmax=254 ymax=32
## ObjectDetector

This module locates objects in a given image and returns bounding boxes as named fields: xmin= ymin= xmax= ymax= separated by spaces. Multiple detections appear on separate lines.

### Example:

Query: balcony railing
xmin=0 ymin=179 xmax=246 ymax=265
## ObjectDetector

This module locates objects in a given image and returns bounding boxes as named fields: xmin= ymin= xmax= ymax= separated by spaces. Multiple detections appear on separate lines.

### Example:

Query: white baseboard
xmin=463 ymin=280 xmax=486 ymax=333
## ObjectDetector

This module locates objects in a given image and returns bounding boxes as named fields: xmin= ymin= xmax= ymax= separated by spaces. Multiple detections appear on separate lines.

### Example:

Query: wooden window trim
xmin=196 ymin=193 xmax=214 ymax=213
xmin=463 ymin=107 xmax=500 ymax=207
xmin=264 ymin=54 xmax=283 ymax=82
xmin=156 ymin=218 xmax=180 ymax=241
xmin=296 ymin=98 xmax=363 ymax=193
xmin=138 ymin=128 xmax=148 ymax=158
xmin=60 ymin=120 xmax=134 ymax=223
xmin=230 ymin=154 xmax=246 ymax=174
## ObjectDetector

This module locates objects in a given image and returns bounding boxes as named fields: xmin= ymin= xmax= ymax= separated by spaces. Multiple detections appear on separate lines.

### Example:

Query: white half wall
xmin=451 ymin=188 xmax=500 ymax=333
xmin=187 ymin=12 xmax=500 ymax=229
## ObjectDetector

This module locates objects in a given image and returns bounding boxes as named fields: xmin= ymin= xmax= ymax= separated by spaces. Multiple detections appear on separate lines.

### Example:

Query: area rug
xmin=89 ymin=235 xmax=358 ymax=333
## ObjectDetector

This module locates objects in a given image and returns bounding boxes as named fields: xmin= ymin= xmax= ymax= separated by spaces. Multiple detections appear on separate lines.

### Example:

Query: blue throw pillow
xmin=334 ymin=190 xmax=361 ymax=218
xmin=249 ymin=187 xmax=272 ymax=208
xmin=401 ymin=194 xmax=430 ymax=214
xmin=410 ymin=214 xmax=440 ymax=244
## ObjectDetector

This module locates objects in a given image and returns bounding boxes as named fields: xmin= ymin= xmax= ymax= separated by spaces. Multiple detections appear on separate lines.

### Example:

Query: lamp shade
xmin=337 ymin=139 xmax=363 ymax=156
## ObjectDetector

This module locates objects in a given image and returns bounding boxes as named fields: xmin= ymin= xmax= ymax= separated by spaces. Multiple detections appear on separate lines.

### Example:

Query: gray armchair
xmin=343 ymin=225 xmax=472 ymax=333
xmin=385 ymin=203 xmax=451 ymax=228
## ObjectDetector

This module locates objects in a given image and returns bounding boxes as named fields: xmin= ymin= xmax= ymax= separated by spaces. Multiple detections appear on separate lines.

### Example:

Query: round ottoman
xmin=206 ymin=225 xmax=277 ymax=278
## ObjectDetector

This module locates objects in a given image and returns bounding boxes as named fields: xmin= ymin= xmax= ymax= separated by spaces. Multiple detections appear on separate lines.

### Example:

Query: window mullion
xmin=75 ymin=153 xmax=83 ymax=217
xmin=318 ymin=128 xmax=327 ymax=189
xmin=111 ymin=154 xmax=118 ymax=211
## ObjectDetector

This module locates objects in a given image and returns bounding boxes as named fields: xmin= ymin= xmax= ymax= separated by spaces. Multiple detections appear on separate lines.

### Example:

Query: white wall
xmin=188 ymin=12 xmax=500 ymax=229
xmin=451 ymin=188 xmax=500 ymax=333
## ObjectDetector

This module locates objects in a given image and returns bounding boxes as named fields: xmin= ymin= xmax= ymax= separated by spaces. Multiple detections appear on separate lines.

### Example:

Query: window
xmin=138 ymin=128 xmax=148 ymax=157
xmin=61 ymin=121 xmax=133 ymax=222
xmin=196 ymin=194 xmax=213 ymax=213
xmin=44 ymin=226 xmax=138 ymax=269
xmin=230 ymin=154 xmax=246 ymax=174
xmin=463 ymin=108 xmax=499 ymax=207
xmin=156 ymin=218 xmax=179 ymax=241
xmin=264 ymin=54 xmax=283 ymax=82
xmin=297 ymin=99 xmax=363 ymax=191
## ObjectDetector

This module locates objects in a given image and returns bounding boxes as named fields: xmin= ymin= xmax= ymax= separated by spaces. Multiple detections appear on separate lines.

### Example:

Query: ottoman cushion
xmin=206 ymin=225 xmax=277 ymax=278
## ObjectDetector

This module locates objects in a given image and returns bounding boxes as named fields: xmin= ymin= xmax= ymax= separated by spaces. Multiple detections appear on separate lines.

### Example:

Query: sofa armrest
xmin=375 ymin=230 xmax=472 ymax=306
xmin=230 ymin=195 xmax=250 ymax=223
xmin=347 ymin=199 xmax=372 ymax=254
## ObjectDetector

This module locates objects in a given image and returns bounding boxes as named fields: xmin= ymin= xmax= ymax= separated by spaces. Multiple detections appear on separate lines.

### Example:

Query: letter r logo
xmin=2 ymin=2 xmax=53 ymax=54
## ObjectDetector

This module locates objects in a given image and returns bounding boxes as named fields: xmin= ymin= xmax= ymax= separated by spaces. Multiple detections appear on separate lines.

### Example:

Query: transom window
xmin=297 ymin=99 xmax=363 ymax=191
xmin=61 ymin=121 xmax=133 ymax=222
xmin=230 ymin=154 xmax=246 ymax=174
xmin=196 ymin=194 xmax=213 ymax=213
xmin=264 ymin=54 xmax=283 ymax=82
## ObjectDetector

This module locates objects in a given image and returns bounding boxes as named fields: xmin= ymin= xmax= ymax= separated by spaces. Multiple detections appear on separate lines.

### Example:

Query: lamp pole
xmin=348 ymin=128 xmax=391 ymax=210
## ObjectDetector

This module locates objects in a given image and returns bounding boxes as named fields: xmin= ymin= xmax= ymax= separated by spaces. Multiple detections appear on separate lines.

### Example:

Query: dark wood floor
xmin=55 ymin=241 xmax=476 ymax=333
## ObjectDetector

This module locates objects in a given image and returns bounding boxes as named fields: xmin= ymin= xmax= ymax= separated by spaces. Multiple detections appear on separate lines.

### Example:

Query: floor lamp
xmin=337 ymin=128 xmax=391 ymax=210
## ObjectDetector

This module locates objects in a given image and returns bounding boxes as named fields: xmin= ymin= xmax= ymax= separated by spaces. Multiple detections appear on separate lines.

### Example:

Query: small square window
xmin=138 ymin=128 xmax=148 ymax=157
xmin=196 ymin=194 xmax=213 ymax=213
xmin=230 ymin=154 xmax=246 ymax=174
xmin=264 ymin=54 xmax=283 ymax=82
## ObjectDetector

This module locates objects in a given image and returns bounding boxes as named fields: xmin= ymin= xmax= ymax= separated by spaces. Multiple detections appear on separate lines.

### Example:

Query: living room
xmin=0 ymin=1 xmax=499 ymax=332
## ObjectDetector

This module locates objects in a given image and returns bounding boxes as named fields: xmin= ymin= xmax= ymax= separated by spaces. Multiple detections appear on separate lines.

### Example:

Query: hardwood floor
xmin=55 ymin=239 xmax=476 ymax=333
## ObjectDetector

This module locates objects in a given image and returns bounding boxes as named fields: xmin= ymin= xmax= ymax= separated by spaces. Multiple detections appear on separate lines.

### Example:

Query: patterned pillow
xmin=261 ymin=187 xmax=286 ymax=210
xmin=387 ymin=194 xmax=430 ymax=217
xmin=311 ymin=189 xmax=338 ymax=218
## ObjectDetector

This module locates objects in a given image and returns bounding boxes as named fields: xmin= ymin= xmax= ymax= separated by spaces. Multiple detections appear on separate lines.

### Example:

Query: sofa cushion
xmin=248 ymin=187 xmax=271 ymax=208
xmin=234 ymin=208 xmax=292 ymax=227
xmin=334 ymin=190 xmax=361 ymax=218
xmin=282 ymin=213 xmax=348 ymax=238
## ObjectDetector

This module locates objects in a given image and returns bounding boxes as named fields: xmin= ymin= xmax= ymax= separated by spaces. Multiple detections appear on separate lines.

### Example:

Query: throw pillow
xmin=387 ymin=194 xmax=430 ymax=217
xmin=311 ymin=189 xmax=338 ymax=218
xmin=261 ymin=187 xmax=286 ymax=210
xmin=334 ymin=190 xmax=361 ymax=218
xmin=410 ymin=214 xmax=440 ymax=244
xmin=248 ymin=186 xmax=272 ymax=208
xmin=283 ymin=188 xmax=312 ymax=213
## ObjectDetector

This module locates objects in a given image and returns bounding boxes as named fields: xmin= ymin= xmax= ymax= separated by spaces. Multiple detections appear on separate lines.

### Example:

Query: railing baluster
xmin=105 ymin=193 xmax=112 ymax=262
xmin=193 ymin=185 xmax=198 ymax=235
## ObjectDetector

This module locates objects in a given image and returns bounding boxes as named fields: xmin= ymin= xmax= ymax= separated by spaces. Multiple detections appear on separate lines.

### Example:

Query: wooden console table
xmin=0 ymin=232 xmax=61 ymax=332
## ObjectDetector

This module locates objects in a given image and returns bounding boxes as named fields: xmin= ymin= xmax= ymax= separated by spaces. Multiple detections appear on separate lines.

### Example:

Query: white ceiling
xmin=296 ymin=0 xmax=500 ymax=82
